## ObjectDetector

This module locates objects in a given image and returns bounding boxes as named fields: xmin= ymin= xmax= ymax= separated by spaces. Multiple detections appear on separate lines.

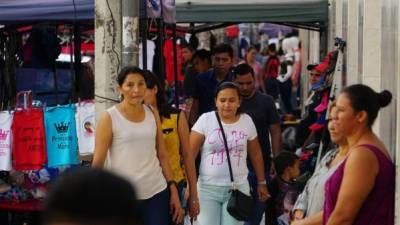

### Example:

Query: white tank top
xmin=106 ymin=105 xmax=166 ymax=199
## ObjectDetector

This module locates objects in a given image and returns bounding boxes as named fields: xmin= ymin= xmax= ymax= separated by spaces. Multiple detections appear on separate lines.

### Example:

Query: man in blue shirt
xmin=234 ymin=63 xmax=282 ymax=225
xmin=189 ymin=44 xmax=234 ymax=126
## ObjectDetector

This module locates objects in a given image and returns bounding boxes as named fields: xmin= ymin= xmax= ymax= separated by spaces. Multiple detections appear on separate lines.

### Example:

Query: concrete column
xmin=362 ymin=0 xmax=382 ymax=134
xmin=346 ymin=0 xmax=359 ymax=85
xmin=309 ymin=31 xmax=320 ymax=64
xmin=331 ymin=0 xmax=344 ymax=90
xmin=395 ymin=0 xmax=400 ymax=223
xmin=335 ymin=0 xmax=343 ymax=39
xmin=95 ymin=0 xmax=122 ymax=118
xmin=121 ymin=0 xmax=140 ymax=67
xmin=327 ymin=0 xmax=336 ymax=49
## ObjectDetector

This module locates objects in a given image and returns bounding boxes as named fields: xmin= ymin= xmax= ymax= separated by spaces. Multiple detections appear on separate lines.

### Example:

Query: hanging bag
xmin=214 ymin=111 xmax=253 ymax=221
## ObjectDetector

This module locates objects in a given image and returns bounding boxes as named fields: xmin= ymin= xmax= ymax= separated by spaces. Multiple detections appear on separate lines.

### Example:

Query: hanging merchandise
xmin=75 ymin=101 xmax=95 ymax=156
xmin=44 ymin=105 xmax=79 ymax=168
xmin=164 ymin=39 xmax=183 ymax=85
xmin=0 ymin=111 xmax=13 ymax=171
xmin=225 ymin=25 xmax=239 ymax=38
xmin=144 ymin=0 xmax=176 ymax=24
xmin=139 ymin=40 xmax=156 ymax=72
xmin=12 ymin=102 xmax=47 ymax=170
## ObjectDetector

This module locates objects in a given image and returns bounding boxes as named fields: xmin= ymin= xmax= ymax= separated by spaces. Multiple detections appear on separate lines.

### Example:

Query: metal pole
xmin=121 ymin=0 xmax=140 ymax=67
xmin=172 ymin=24 xmax=179 ymax=108
xmin=141 ymin=19 xmax=148 ymax=70
xmin=141 ymin=0 xmax=148 ymax=70
xmin=158 ymin=0 xmax=165 ymax=81
xmin=73 ymin=22 xmax=81 ymax=100
xmin=157 ymin=19 xmax=165 ymax=81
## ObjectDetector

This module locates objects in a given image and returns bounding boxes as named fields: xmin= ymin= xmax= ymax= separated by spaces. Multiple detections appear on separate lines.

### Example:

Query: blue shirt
xmin=241 ymin=91 xmax=280 ymax=171
xmin=193 ymin=69 xmax=233 ymax=115
xmin=44 ymin=105 xmax=79 ymax=168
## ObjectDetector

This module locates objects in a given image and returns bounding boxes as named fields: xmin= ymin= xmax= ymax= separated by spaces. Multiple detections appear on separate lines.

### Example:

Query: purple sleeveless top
xmin=323 ymin=144 xmax=395 ymax=225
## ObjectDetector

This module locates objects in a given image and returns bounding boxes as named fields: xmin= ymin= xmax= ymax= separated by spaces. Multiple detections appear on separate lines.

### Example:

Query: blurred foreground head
xmin=43 ymin=168 xmax=143 ymax=225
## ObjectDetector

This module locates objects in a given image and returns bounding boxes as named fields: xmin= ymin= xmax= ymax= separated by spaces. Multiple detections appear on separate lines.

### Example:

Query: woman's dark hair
xmin=144 ymin=71 xmax=176 ymax=119
xmin=215 ymin=81 xmax=242 ymax=114
xmin=247 ymin=45 xmax=257 ymax=53
xmin=117 ymin=66 xmax=146 ymax=86
xmin=268 ymin=43 xmax=277 ymax=52
xmin=273 ymin=151 xmax=299 ymax=177
xmin=341 ymin=84 xmax=392 ymax=127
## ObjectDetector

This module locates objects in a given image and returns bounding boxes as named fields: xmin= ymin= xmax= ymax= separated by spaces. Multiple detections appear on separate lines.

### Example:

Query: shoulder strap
xmin=145 ymin=104 xmax=153 ymax=112
xmin=214 ymin=111 xmax=235 ymax=184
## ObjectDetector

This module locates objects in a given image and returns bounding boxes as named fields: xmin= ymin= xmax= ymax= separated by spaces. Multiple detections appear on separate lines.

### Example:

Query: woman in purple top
xmin=323 ymin=84 xmax=395 ymax=225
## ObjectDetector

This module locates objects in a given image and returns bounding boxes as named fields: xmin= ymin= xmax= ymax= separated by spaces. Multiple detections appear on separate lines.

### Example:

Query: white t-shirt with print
xmin=75 ymin=102 xmax=95 ymax=156
xmin=0 ymin=111 xmax=13 ymax=171
xmin=192 ymin=111 xmax=257 ymax=186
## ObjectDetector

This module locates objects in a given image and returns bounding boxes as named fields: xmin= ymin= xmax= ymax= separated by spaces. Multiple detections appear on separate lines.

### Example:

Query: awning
xmin=176 ymin=0 xmax=328 ymax=25
xmin=0 ymin=0 xmax=94 ymax=24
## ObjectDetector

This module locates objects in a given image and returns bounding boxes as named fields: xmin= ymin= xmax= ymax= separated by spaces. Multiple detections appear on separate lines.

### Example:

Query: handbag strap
xmin=215 ymin=111 xmax=235 ymax=186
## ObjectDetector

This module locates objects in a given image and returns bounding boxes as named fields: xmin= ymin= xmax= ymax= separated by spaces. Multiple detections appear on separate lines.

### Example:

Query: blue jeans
xmin=198 ymin=182 xmax=250 ymax=225
xmin=141 ymin=188 xmax=170 ymax=225
xmin=244 ymin=171 xmax=270 ymax=225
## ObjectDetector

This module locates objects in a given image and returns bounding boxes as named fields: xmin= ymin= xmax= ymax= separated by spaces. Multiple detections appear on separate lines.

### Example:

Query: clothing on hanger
xmin=44 ymin=104 xmax=79 ymax=168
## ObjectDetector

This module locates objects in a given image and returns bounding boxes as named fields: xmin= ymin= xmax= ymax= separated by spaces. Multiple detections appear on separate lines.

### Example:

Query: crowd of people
xmin=41 ymin=39 xmax=395 ymax=225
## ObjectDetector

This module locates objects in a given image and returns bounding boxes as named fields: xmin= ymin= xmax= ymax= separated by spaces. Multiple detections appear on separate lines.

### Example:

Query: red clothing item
xmin=12 ymin=109 xmax=47 ymax=170
xmin=164 ymin=39 xmax=183 ymax=85
xmin=264 ymin=55 xmax=280 ymax=79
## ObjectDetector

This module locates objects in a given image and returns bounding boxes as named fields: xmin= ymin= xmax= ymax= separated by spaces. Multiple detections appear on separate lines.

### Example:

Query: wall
xmin=323 ymin=0 xmax=400 ymax=223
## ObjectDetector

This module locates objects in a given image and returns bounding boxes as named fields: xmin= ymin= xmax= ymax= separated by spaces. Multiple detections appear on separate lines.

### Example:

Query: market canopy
xmin=0 ymin=0 xmax=94 ymax=24
xmin=176 ymin=0 xmax=328 ymax=24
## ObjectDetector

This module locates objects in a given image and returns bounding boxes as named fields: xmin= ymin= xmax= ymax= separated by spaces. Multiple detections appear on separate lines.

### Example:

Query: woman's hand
xmin=257 ymin=184 xmax=270 ymax=202
xmin=169 ymin=185 xmax=184 ymax=224
xmin=293 ymin=210 xmax=305 ymax=220
xmin=188 ymin=194 xmax=200 ymax=220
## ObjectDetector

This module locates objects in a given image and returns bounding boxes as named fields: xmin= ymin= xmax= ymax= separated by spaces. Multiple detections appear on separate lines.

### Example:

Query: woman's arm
xmin=152 ymin=109 xmax=183 ymax=223
xmin=269 ymin=123 xmax=281 ymax=157
xmin=326 ymin=146 xmax=378 ymax=225
xmin=92 ymin=112 xmax=113 ymax=167
xmin=185 ymin=131 xmax=204 ymax=219
xmin=248 ymin=138 xmax=269 ymax=201
xmin=256 ymin=68 xmax=266 ymax=93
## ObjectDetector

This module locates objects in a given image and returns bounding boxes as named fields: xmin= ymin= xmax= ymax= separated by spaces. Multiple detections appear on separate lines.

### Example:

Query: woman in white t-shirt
xmin=184 ymin=81 xmax=269 ymax=225
xmin=92 ymin=66 xmax=182 ymax=225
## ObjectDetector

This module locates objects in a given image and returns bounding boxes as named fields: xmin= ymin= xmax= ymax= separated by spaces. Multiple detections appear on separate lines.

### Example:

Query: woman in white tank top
xmin=92 ymin=66 xmax=183 ymax=225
